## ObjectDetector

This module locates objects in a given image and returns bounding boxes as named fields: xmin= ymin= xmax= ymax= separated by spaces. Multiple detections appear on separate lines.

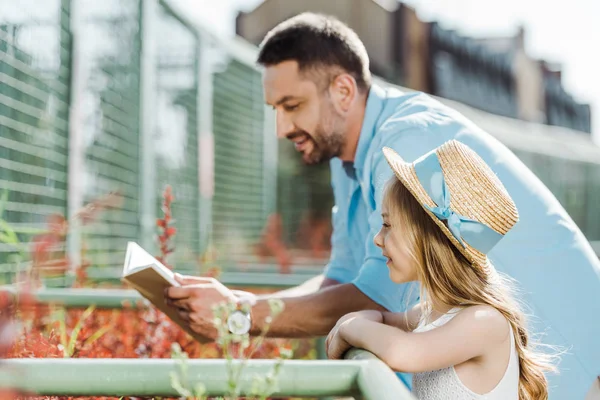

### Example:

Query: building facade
xmin=236 ymin=0 xmax=592 ymax=134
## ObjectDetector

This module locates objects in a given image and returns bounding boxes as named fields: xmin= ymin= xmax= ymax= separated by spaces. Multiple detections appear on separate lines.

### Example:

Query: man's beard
xmin=303 ymin=127 xmax=345 ymax=165
xmin=300 ymin=106 xmax=346 ymax=165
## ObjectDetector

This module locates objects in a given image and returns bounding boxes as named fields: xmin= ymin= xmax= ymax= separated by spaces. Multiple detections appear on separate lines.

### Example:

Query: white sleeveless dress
xmin=411 ymin=308 xmax=520 ymax=400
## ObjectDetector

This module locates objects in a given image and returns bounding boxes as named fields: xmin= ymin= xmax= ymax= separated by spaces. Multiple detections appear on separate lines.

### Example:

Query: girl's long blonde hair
xmin=383 ymin=178 xmax=557 ymax=400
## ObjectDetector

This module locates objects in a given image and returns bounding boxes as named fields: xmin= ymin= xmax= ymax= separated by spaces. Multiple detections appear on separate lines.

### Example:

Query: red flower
xmin=46 ymin=214 xmax=68 ymax=236
xmin=75 ymin=192 xmax=123 ymax=226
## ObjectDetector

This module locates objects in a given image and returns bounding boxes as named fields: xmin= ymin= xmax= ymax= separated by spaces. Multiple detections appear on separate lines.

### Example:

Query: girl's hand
xmin=326 ymin=320 xmax=353 ymax=359
xmin=326 ymin=310 xmax=383 ymax=351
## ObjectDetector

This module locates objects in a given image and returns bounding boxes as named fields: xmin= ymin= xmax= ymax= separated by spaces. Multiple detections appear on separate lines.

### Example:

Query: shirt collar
xmin=342 ymin=161 xmax=356 ymax=179
xmin=353 ymin=84 xmax=386 ymax=175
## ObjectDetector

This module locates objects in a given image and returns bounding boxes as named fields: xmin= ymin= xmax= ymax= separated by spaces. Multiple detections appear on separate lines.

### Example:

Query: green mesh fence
xmin=587 ymin=164 xmax=600 ymax=240
xmin=276 ymin=141 xmax=334 ymax=261
xmin=0 ymin=0 xmax=287 ymax=281
xmin=1 ymin=0 xmax=598 ymax=286
xmin=75 ymin=0 xmax=142 ymax=270
xmin=212 ymin=59 xmax=267 ymax=264
xmin=152 ymin=4 xmax=200 ymax=270
xmin=0 ymin=0 xmax=71 ymax=274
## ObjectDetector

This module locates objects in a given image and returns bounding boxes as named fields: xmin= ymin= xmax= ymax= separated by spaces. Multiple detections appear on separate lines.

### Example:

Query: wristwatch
xmin=227 ymin=309 xmax=252 ymax=335
xmin=226 ymin=292 xmax=256 ymax=335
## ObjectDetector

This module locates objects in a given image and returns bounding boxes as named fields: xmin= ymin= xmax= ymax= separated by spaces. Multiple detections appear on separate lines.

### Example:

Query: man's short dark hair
xmin=257 ymin=12 xmax=371 ymax=92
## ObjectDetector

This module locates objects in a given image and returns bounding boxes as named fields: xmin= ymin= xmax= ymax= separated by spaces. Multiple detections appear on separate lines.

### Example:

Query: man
xmin=165 ymin=12 xmax=600 ymax=398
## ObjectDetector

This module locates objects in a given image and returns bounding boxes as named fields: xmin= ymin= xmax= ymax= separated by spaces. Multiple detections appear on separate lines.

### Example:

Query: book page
xmin=123 ymin=242 xmax=178 ymax=286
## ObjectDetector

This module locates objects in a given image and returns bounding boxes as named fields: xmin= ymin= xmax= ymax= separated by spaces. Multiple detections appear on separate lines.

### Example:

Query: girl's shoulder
xmin=416 ymin=304 xmax=509 ymax=340
xmin=393 ymin=304 xmax=513 ymax=373
xmin=455 ymin=304 xmax=507 ymax=321
xmin=450 ymin=305 xmax=511 ymax=343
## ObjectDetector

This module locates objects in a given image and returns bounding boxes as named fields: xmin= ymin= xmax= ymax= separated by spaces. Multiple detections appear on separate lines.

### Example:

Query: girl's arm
xmin=339 ymin=305 xmax=509 ymax=373
xmin=336 ymin=302 xmax=421 ymax=333
xmin=381 ymin=302 xmax=422 ymax=332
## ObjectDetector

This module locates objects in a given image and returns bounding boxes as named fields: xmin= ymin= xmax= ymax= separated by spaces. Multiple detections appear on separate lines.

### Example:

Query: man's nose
xmin=276 ymin=111 xmax=294 ymax=139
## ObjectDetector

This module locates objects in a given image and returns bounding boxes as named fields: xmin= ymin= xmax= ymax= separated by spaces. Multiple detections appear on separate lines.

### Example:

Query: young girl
xmin=326 ymin=140 xmax=556 ymax=399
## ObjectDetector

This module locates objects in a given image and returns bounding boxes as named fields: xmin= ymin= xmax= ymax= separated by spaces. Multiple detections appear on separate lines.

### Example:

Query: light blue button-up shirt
xmin=324 ymin=84 xmax=600 ymax=399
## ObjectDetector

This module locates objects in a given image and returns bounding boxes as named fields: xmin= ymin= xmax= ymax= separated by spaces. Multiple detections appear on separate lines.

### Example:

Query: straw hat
xmin=382 ymin=140 xmax=519 ymax=270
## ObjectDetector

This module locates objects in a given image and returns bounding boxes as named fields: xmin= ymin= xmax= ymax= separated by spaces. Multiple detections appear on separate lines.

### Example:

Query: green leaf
xmin=82 ymin=323 xmax=111 ymax=348
xmin=169 ymin=371 xmax=192 ymax=398
xmin=0 ymin=219 xmax=20 ymax=245
xmin=192 ymin=382 xmax=207 ymax=399
xmin=51 ymin=307 xmax=69 ymax=357
xmin=267 ymin=298 xmax=285 ymax=318
xmin=279 ymin=346 xmax=293 ymax=360
xmin=67 ymin=304 xmax=96 ymax=357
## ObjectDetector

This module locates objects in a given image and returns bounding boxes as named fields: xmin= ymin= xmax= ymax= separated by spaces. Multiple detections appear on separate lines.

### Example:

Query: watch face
xmin=227 ymin=310 xmax=251 ymax=335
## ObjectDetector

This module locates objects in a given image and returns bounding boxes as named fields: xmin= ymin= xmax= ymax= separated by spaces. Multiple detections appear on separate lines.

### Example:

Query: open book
xmin=121 ymin=241 xmax=209 ymax=343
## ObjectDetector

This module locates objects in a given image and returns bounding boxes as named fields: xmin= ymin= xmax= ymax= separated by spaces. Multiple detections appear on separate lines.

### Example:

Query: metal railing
xmin=1 ymin=351 xmax=415 ymax=399
xmin=2 ymin=284 xmax=416 ymax=399
xmin=1 ymin=275 xmax=317 ymax=308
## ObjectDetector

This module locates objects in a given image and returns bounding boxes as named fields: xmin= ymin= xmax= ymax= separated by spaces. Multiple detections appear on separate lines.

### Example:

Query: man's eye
xmin=284 ymin=104 xmax=299 ymax=112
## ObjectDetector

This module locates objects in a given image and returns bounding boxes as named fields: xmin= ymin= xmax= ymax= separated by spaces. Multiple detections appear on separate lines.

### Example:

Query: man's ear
xmin=329 ymin=73 xmax=357 ymax=113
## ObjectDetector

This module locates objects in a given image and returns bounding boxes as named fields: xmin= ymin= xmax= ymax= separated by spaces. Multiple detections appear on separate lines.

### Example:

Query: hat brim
xmin=381 ymin=147 xmax=490 ymax=270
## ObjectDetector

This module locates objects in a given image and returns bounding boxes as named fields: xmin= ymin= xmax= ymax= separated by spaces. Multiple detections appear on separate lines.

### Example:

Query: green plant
xmin=0 ymin=189 xmax=32 ymax=283
xmin=50 ymin=304 xmax=111 ymax=358
xmin=170 ymin=298 xmax=291 ymax=400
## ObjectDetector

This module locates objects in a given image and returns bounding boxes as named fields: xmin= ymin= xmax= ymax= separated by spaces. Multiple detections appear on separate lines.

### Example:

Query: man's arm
xmin=266 ymin=274 xmax=339 ymax=299
xmin=250 ymin=282 xmax=386 ymax=338
xmin=165 ymin=274 xmax=367 ymax=341
xmin=165 ymin=159 xmax=376 ymax=341
xmin=250 ymin=159 xmax=365 ymax=337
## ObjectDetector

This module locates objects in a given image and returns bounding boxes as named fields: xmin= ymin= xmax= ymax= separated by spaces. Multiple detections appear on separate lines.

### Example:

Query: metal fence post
xmin=138 ymin=0 xmax=158 ymax=251
xmin=66 ymin=0 xmax=83 ymax=272
xmin=197 ymin=32 xmax=214 ymax=256
xmin=262 ymin=102 xmax=277 ymax=222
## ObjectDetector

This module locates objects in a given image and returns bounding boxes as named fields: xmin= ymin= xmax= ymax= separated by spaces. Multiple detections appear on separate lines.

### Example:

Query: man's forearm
xmin=268 ymin=274 xmax=328 ymax=298
xmin=249 ymin=283 xmax=387 ymax=338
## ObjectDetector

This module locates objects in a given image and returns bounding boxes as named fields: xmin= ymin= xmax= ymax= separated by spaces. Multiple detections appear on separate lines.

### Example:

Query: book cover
xmin=121 ymin=241 xmax=210 ymax=343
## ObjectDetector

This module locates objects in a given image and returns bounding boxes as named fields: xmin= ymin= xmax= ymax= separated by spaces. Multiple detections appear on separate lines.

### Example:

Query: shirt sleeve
xmin=352 ymin=127 xmax=445 ymax=312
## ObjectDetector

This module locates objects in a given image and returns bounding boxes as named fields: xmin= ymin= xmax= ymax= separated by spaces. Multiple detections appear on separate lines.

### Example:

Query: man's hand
xmin=164 ymin=274 xmax=240 ymax=340
xmin=165 ymin=278 xmax=386 ymax=340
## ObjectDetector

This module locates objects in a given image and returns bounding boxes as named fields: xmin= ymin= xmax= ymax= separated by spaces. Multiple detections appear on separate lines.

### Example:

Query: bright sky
xmin=170 ymin=0 xmax=600 ymax=143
